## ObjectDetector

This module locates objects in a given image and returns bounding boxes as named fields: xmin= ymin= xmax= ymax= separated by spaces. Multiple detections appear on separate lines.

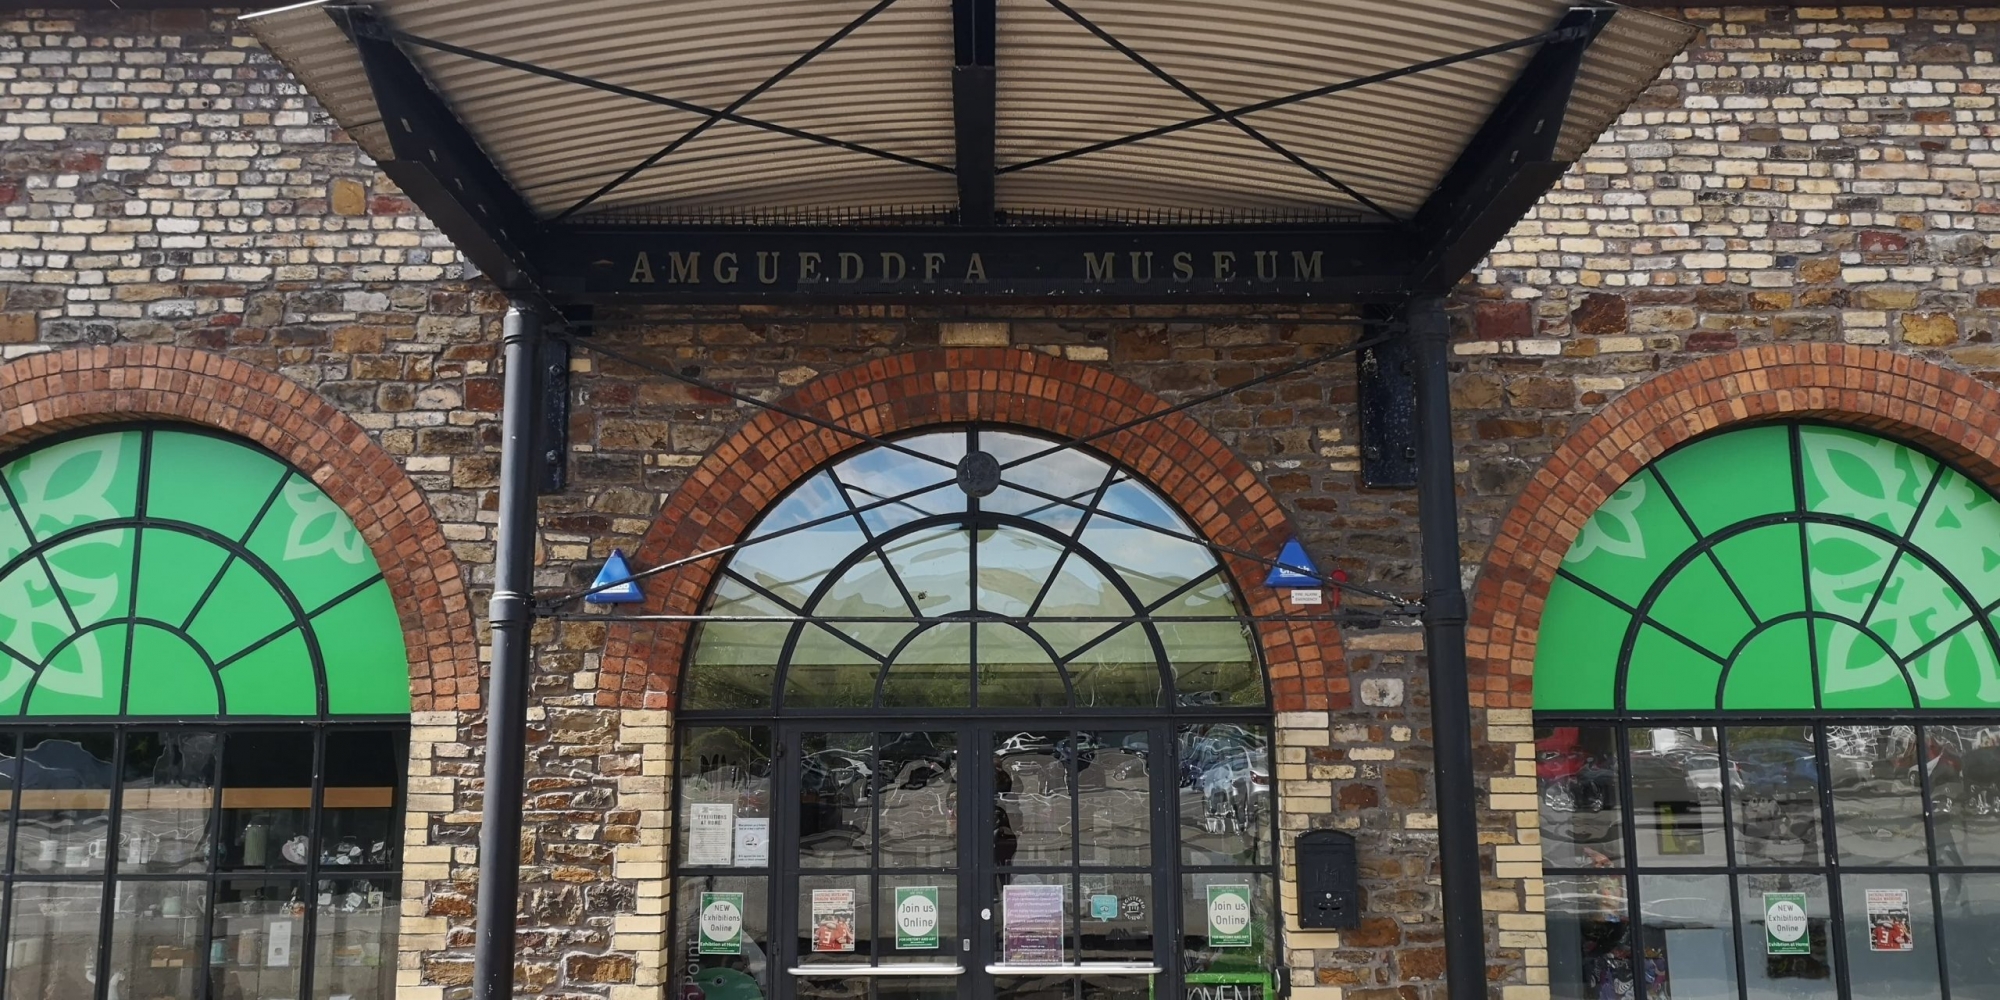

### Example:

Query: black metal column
xmin=474 ymin=301 xmax=543 ymax=1000
xmin=1410 ymin=294 xmax=1486 ymax=1000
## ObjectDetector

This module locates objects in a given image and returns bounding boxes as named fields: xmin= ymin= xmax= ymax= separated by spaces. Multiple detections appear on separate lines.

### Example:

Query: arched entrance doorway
xmin=668 ymin=425 xmax=1280 ymax=1000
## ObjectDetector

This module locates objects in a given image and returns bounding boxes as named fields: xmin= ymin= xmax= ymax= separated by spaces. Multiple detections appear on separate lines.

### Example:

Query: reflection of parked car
xmin=1537 ymin=729 xmax=1617 ymax=813
xmin=1675 ymin=752 xmax=1734 ymax=803
xmin=1732 ymin=741 xmax=1818 ymax=802
xmin=1629 ymin=752 xmax=1700 ymax=813
xmin=1199 ymin=746 xmax=1268 ymax=834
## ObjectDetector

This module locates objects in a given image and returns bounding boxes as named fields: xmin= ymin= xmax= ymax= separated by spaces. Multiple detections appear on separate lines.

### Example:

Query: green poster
xmin=1205 ymin=884 xmax=1253 ymax=948
xmin=894 ymin=886 xmax=941 ymax=949
xmin=1764 ymin=892 xmax=1809 ymax=956
xmin=699 ymin=891 xmax=745 ymax=955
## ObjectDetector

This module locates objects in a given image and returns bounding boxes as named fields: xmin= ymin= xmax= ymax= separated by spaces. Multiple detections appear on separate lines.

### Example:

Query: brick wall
xmin=8 ymin=5 xmax=2000 ymax=1000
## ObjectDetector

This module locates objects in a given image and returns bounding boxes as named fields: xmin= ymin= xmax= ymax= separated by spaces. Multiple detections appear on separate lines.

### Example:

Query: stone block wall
xmin=9 ymin=5 xmax=2000 ymax=1000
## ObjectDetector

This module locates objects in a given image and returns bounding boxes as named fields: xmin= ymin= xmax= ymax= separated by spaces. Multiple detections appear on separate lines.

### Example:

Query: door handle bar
xmin=984 ymin=963 xmax=1164 ymax=975
xmin=789 ymin=965 xmax=966 ymax=977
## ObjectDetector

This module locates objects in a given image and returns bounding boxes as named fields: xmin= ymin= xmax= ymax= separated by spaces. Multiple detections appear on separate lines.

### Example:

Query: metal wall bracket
xmin=1357 ymin=310 xmax=1418 ymax=489
xmin=538 ymin=333 xmax=572 ymax=494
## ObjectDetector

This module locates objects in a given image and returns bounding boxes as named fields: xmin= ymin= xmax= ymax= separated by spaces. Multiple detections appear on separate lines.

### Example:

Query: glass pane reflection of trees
xmin=681 ymin=428 xmax=1264 ymax=713
xmin=0 ymin=728 xmax=403 ymax=1000
xmin=1540 ymin=721 xmax=2000 ymax=1000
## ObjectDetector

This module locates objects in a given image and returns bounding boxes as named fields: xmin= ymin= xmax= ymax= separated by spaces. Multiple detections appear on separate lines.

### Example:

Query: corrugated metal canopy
xmin=248 ymin=0 xmax=1689 ymax=229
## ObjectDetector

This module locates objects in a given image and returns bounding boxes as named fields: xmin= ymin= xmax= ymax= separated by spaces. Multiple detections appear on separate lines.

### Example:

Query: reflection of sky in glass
xmin=689 ymin=428 xmax=1261 ymax=708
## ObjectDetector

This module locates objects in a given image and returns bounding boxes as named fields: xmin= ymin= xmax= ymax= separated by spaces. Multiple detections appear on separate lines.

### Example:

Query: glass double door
xmin=779 ymin=722 xmax=1170 ymax=1000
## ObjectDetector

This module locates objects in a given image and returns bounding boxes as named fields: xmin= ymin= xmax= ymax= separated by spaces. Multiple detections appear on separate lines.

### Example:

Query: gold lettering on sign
xmin=799 ymin=252 xmax=823 ymax=283
xmin=923 ymin=253 xmax=945 ymax=283
xmin=1129 ymin=251 xmax=1154 ymax=283
xmin=1085 ymin=252 xmax=1116 ymax=282
xmin=965 ymin=254 xmax=988 ymax=283
xmin=1255 ymin=251 xmax=1279 ymax=282
xmin=839 ymin=252 xmax=865 ymax=283
xmin=714 ymin=252 xmax=739 ymax=283
xmin=1292 ymin=251 xmax=1323 ymax=281
xmin=882 ymin=252 xmax=908 ymax=282
xmin=1213 ymin=251 xmax=1237 ymax=282
xmin=669 ymin=252 xmax=701 ymax=284
xmin=630 ymin=252 xmax=656 ymax=284
xmin=1173 ymin=251 xmax=1194 ymax=282
xmin=758 ymin=252 xmax=780 ymax=285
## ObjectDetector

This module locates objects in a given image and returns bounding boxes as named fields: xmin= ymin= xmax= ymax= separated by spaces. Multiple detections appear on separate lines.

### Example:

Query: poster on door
xmin=895 ymin=886 xmax=940 ymax=950
xmin=698 ymin=892 xmax=744 ymax=955
xmin=1763 ymin=893 xmax=1810 ymax=956
xmin=1206 ymin=884 xmax=1254 ymax=948
xmin=687 ymin=803 xmax=734 ymax=867
xmin=811 ymin=889 xmax=857 ymax=953
xmin=1866 ymin=889 xmax=1913 ymax=952
xmin=1002 ymin=883 xmax=1065 ymax=964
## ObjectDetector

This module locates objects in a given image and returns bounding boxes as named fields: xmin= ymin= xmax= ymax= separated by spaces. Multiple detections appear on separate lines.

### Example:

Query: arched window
xmin=0 ymin=427 xmax=409 ymax=1000
xmin=673 ymin=426 xmax=1278 ymax=1000
xmin=1531 ymin=423 xmax=2000 ymax=1000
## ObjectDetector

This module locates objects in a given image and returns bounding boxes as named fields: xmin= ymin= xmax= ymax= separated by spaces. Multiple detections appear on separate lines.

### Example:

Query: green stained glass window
xmin=0 ymin=428 xmax=412 ymax=717
xmin=1533 ymin=423 xmax=2000 ymax=712
xmin=682 ymin=425 xmax=1265 ymax=711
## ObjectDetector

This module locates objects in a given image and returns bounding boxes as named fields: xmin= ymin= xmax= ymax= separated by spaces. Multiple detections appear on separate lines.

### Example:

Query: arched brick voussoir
xmin=1467 ymin=343 xmax=2000 ymax=712
xmin=603 ymin=347 xmax=1346 ymax=714
xmin=0 ymin=345 xmax=481 ymax=712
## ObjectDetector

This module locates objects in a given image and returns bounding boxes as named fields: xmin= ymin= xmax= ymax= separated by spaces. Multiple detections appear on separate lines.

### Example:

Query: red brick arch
xmin=599 ymin=347 xmax=1345 ymax=714
xmin=0 ymin=345 xmax=480 ymax=711
xmin=1469 ymin=343 xmax=2000 ymax=710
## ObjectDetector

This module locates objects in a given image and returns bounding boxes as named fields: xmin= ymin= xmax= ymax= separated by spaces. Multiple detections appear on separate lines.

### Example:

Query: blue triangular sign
xmin=1264 ymin=538 xmax=1322 ymax=588
xmin=585 ymin=549 xmax=644 ymax=604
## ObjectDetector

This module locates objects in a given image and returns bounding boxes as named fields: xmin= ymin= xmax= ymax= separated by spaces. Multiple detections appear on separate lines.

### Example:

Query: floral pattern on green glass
xmin=0 ymin=429 xmax=411 ymax=717
xmin=683 ymin=427 xmax=1264 ymax=710
xmin=1534 ymin=423 xmax=2000 ymax=711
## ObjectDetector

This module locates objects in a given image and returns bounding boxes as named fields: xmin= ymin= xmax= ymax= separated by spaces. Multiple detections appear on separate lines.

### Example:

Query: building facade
xmin=0 ymin=5 xmax=1996 ymax=1000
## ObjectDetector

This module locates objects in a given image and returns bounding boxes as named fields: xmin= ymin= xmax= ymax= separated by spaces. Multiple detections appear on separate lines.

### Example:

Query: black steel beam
xmin=332 ymin=6 xmax=547 ymax=294
xmin=540 ymin=224 xmax=1414 ymax=302
xmin=1409 ymin=295 xmax=1485 ymax=1000
xmin=1407 ymin=7 xmax=1613 ymax=291
xmin=953 ymin=0 xmax=998 ymax=225
xmin=473 ymin=303 xmax=543 ymax=1000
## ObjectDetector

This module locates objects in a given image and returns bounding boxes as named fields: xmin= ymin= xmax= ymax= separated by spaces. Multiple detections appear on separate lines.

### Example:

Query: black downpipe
xmin=1409 ymin=295 xmax=1488 ymax=999
xmin=474 ymin=302 xmax=543 ymax=1000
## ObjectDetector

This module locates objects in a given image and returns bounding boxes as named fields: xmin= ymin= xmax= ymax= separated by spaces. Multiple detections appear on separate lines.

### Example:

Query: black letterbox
xmin=1295 ymin=830 xmax=1359 ymax=930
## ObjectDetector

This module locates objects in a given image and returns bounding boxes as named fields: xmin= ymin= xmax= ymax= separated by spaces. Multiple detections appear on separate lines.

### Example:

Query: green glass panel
xmin=0 ymin=475 xmax=29 ymax=565
xmin=216 ymin=628 xmax=316 ymax=715
xmin=976 ymin=621 xmax=1070 ymax=707
xmin=1907 ymin=470 xmax=2000 ymax=605
xmin=1646 ymin=554 xmax=1756 ymax=659
xmin=241 ymin=477 xmax=381 ymax=612
xmin=1034 ymin=551 xmax=1131 ymax=657
xmin=144 ymin=432 xmax=289 ymax=539
xmin=0 ymin=561 xmax=75 ymax=667
xmin=977 ymin=527 xmax=1064 ymax=617
xmin=1623 ymin=624 xmax=1724 ymax=711
xmin=711 ymin=576 xmax=787 ymax=618
xmin=311 ymin=579 xmax=412 ymax=715
xmin=1652 ymin=424 xmax=1796 ymax=534
xmin=125 ymin=623 xmax=221 ymax=716
xmin=1153 ymin=570 xmax=1233 ymax=617
xmin=1800 ymin=425 xmax=1938 ymax=534
xmin=1 ymin=430 xmax=142 ymax=539
xmin=683 ymin=622 xmax=785 ymax=710
xmin=1531 ymin=576 xmax=1630 ymax=711
xmin=1708 ymin=525 xmax=1808 ymax=623
xmin=1719 ymin=619 xmax=1816 ymax=710
xmin=1806 ymin=523 xmax=1898 ymax=621
xmin=1160 ymin=621 xmax=1256 ymax=706
xmin=131 ymin=528 xmax=232 ymax=630
xmin=882 ymin=622 xmax=969 ymax=708
xmin=1814 ymin=619 xmax=1913 ymax=710
xmin=1905 ymin=628 xmax=2000 ymax=709
xmin=26 ymin=623 xmax=129 ymax=715
xmin=1560 ymin=471 xmax=1698 ymax=606
xmin=0 ymin=651 xmax=28 ymax=714
xmin=1868 ymin=557 xmax=1971 ymax=658
xmin=184 ymin=559 xmax=298 ymax=665
xmin=782 ymin=624 xmax=877 ymax=708
xmin=840 ymin=620 xmax=916 ymax=661
xmin=817 ymin=551 xmax=914 ymax=618
xmin=43 ymin=527 xmax=134 ymax=629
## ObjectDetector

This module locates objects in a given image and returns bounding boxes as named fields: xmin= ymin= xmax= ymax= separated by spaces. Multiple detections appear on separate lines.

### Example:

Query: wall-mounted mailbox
xmin=1295 ymin=830 xmax=1359 ymax=930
